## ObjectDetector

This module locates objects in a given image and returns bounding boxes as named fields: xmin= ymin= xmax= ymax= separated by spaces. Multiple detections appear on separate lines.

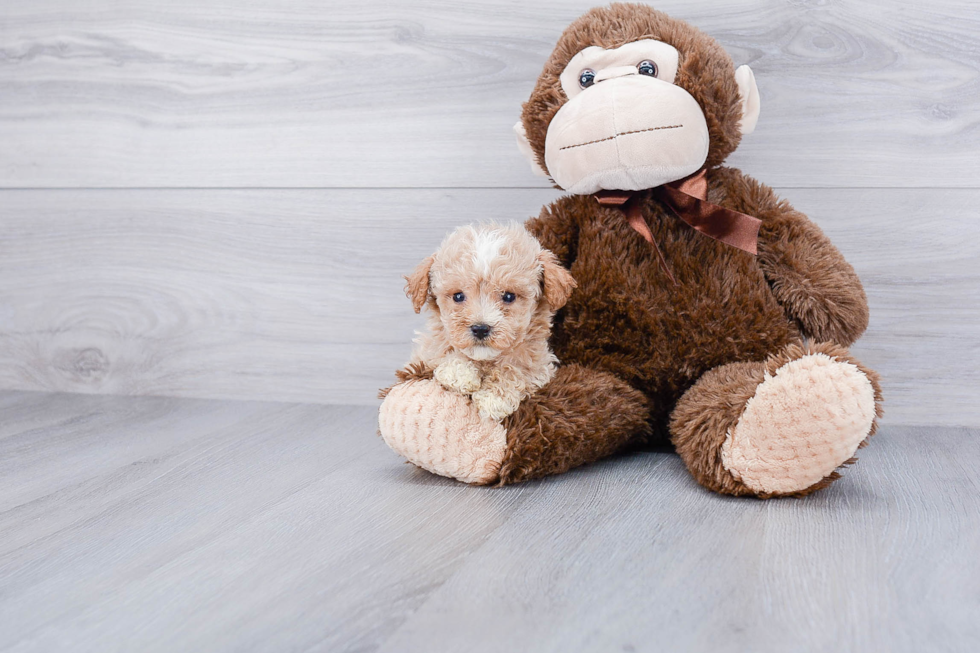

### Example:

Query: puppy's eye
xmin=452 ymin=292 xmax=465 ymax=303
xmin=579 ymin=69 xmax=595 ymax=88
xmin=502 ymin=292 xmax=516 ymax=304
xmin=637 ymin=60 xmax=658 ymax=77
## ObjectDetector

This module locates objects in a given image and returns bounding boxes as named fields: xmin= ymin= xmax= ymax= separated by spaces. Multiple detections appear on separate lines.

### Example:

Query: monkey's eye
xmin=502 ymin=291 xmax=516 ymax=304
xmin=637 ymin=60 xmax=658 ymax=77
xmin=452 ymin=292 xmax=465 ymax=303
xmin=578 ymin=69 xmax=596 ymax=88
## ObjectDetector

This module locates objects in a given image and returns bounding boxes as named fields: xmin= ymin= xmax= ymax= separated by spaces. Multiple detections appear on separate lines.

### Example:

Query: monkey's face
xmin=545 ymin=40 xmax=709 ymax=195
xmin=516 ymin=6 xmax=761 ymax=195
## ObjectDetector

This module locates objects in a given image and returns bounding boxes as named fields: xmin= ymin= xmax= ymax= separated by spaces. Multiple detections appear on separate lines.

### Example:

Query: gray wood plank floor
xmin=1 ymin=390 xmax=977 ymax=652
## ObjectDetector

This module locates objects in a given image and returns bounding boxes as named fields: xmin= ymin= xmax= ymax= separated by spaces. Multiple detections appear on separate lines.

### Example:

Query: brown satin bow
xmin=595 ymin=168 xmax=762 ymax=285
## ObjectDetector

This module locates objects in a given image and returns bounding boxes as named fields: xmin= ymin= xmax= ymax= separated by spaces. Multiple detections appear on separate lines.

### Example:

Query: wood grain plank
xmin=1 ymin=391 xmax=976 ymax=651
xmin=1 ymin=0 xmax=978 ymax=188
xmin=0 ymin=393 xmax=529 ymax=652
xmin=0 ymin=187 xmax=560 ymax=406
xmin=0 ymin=187 xmax=976 ymax=425
xmin=378 ymin=425 xmax=980 ymax=653
xmin=0 ymin=392 xmax=272 ymax=548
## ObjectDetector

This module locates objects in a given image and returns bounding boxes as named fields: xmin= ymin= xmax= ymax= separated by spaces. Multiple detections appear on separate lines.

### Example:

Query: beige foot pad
xmin=378 ymin=379 xmax=507 ymax=485
xmin=722 ymin=353 xmax=877 ymax=495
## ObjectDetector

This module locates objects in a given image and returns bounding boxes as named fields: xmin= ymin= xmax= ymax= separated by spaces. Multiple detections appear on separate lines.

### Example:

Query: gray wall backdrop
xmin=1 ymin=0 xmax=977 ymax=426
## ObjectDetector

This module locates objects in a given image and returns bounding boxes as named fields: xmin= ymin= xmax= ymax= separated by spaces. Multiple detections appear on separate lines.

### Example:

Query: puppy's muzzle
xmin=470 ymin=324 xmax=492 ymax=341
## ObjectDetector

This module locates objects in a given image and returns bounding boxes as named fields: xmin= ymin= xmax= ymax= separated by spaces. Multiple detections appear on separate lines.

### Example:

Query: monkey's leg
xmin=379 ymin=376 xmax=507 ymax=484
xmin=497 ymin=364 xmax=650 ymax=484
xmin=378 ymin=364 xmax=650 ymax=485
xmin=669 ymin=342 xmax=883 ymax=498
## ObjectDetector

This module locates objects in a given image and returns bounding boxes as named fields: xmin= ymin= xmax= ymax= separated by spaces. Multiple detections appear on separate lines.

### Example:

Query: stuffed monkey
xmin=379 ymin=3 xmax=882 ymax=498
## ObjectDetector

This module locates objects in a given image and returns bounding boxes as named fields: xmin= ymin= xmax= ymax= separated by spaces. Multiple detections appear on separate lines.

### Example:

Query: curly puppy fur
xmin=404 ymin=223 xmax=576 ymax=421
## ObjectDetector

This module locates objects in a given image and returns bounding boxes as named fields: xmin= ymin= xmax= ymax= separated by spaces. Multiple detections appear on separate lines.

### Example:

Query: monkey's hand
xmin=433 ymin=356 xmax=482 ymax=395
xmin=715 ymin=167 xmax=869 ymax=346
xmin=472 ymin=366 xmax=526 ymax=421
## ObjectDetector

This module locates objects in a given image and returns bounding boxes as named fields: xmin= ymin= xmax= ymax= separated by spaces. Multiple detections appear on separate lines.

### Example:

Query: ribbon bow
xmin=595 ymin=169 xmax=762 ymax=285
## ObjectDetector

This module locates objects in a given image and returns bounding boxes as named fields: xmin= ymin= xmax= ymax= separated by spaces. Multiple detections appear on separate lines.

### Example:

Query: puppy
xmin=404 ymin=223 xmax=576 ymax=421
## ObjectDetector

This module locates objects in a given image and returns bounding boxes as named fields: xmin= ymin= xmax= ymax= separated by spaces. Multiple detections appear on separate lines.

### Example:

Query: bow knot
xmin=594 ymin=169 xmax=762 ymax=285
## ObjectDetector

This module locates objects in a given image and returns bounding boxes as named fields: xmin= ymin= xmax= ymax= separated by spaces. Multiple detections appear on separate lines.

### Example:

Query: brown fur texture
xmin=516 ymin=165 xmax=879 ymax=494
xmin=498 ymin=363 xmax=651 ymax=485
xmin=710 ymin=167 xmax=870 ymax=346
xmin=381 ymin=4 xmax=882 ymax=497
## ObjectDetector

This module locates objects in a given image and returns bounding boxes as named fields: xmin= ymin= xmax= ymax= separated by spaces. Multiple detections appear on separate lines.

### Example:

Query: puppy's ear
xmin=538 ymin=250 xmax=576 ymax=309
xmin=405 ymin=255 xmax=434 ymax=314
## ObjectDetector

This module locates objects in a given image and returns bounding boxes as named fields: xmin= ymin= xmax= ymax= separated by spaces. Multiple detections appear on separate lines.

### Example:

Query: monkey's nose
xmin=470 ymin=324 xmax=492 ymax=340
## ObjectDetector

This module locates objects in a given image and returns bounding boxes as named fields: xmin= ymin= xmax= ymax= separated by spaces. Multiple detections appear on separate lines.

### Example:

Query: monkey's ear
xmin=538 ymin=250 xmax=576 ymax=309
xmin=735 ymin=65 xmax=761 ymax=136
xmin=514 ymin=121 xmax=550 ymax=178
xmin=405 ymin=255 xmax=434 ymax=314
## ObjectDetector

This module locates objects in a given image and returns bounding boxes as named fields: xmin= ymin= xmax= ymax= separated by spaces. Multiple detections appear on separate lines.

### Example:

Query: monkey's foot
xmin=378 ymin=379 xmax=506 ymax=484
xmin=721 ymin=352 xmax=878 ymax=495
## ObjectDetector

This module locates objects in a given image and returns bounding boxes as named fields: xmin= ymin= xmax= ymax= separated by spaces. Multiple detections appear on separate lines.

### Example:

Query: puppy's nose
xmin=470 ymin=324 xmax=492 ymax=340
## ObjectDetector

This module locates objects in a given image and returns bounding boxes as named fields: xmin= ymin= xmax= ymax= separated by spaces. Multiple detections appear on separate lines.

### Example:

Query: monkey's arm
xmin=714 ymin=167 xmax=869 ymax=346
xmin=524 ymin=196 xmax=583 ymax=268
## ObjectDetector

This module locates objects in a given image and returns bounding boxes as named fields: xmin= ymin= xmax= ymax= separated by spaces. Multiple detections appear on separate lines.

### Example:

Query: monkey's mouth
xmin=559 ymin=124 xmax=683 ymax=151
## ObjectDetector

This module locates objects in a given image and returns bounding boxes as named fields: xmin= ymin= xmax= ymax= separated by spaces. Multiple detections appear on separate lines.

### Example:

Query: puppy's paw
xmin=472 ymin=389 xmax=520 ymax=422
xmin=434 ymin=358 xmax=482 ymax=395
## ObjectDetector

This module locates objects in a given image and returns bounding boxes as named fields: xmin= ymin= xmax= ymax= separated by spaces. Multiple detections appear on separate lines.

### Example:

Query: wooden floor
xmin=1 ymin=390 xmax=978 ymax=652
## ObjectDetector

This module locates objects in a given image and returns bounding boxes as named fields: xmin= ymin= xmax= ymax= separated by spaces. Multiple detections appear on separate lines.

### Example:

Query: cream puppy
xmin=404 ymin=223 xmax=576 ymax=421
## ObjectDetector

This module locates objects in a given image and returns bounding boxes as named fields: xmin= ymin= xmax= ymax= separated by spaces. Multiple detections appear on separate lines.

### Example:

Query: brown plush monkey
xmin=379 ymin=3 xmax=883 ymax=498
